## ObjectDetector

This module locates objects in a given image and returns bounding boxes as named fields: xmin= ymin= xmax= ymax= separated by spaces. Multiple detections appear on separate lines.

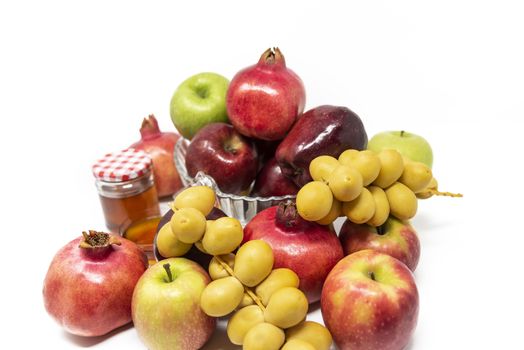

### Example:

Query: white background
xmin=1 ymin=1 xmax=523 ymax=349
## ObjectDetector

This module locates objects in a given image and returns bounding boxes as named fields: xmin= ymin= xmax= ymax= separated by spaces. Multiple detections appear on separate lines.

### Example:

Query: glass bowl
xmin=174 ymin=137 xmax=296 ymax=226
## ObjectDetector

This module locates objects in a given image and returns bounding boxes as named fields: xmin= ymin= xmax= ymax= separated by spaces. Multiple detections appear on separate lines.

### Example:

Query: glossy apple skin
xmin=276 ymin=105 xmax=368 ymax=187
xmin=185 ymin=122 xmax=258 ymax=194
xmin=254 ymin=139 xmax=280 ymax=170
xmin=252 ymin=157 xmax=299 ymax=197
xmin=243 ymin=205 xmax=343 ymax=303
xmin=339 ymin=217 xmax=420 ymax=271
xmin=43 ymin=235 xmax=148 ymax=336
xmin=226 ymin=48 xmax=306 ymax=141
xmin=132 ymin=258 xmax=216 ymax=350
xmin=170 ymin=72 xmax=229 ymax=140
xmin=321 ymin=250 xmax=418 ymax=350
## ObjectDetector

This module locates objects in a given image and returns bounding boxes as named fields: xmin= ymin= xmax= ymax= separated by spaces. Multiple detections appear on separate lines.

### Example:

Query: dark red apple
xmin=226 ymin=48 xmax=306 ymax=141
xmin=252 ymin=157 xmax=299 ymax=197
xmin=243 ymin=202 xmax=343 ymax=303
xmin=254 ymin=139 xmax=281 ymax=170
xmin=185 ymin=122 xmax=258 ymax=194
xmin=339 ymin=217 xmax=420 ymax=271
xmin=43 ymin=231 xmax=148 ymax=336
xmin=276 ymin=105 xmax=368 ymax=187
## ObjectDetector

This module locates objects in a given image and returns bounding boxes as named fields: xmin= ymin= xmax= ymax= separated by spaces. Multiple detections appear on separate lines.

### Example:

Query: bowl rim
xmin=174 ymin=137 xmax=297 ymax=203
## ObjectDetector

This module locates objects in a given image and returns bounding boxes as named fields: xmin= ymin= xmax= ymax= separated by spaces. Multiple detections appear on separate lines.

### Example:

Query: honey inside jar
xmin=99 ymin=183 xmax=160 ymax=233
xmin=122 ymin=216 xmax=161 ymax=245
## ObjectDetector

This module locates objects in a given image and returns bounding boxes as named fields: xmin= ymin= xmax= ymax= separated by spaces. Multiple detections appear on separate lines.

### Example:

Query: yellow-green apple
xmin=367 ymin=130 xmax=433 ymax=168
xmin=170 ymin=72 xmax=229 ymax=140
xmin=321 ymin=250 xmax=419 ymax=350
xmin=132 ymin=258 xmax=216 ymax=350
xmin=339 ymin=217 xmax=420 ymax=271
xmin=185 ymin=122 xmax=258 ymax=194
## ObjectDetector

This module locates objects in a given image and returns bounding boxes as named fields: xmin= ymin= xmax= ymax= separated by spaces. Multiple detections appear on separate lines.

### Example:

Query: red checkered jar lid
xmin=92 ymin=148 xmax=152 ymax=183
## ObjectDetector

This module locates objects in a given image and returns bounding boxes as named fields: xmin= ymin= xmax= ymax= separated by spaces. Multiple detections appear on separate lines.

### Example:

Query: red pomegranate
xmin=243 ymin=202 xmax=343 ymax=303
xmin=226 ymin=48 xmax=306 ymax=141
xmin=43 ymin=231 xmax=148 ymax=336
xmin=130 ymin=114 xmax=183 ymax=198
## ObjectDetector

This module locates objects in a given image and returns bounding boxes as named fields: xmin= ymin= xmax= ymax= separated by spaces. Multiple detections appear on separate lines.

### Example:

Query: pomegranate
xmin=130 ymin=114 xmax=182 ymax=198
xmin=43 ymin=231 xmax=148 ymax=336
xmin=226 ymin=47 xmax=306 ymax=141
xmin=243 ymin=202 xmax=343 ymax=303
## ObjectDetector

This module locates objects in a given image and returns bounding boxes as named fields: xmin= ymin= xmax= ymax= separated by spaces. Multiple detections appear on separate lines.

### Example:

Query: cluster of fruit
xmin=42 ymin=46 xmax=463 ymax=350
xmin=157 ymin=185 xmax=333 ymax=349
xmin=201 ymin=241 xmax=331 ymax=350
xmin=296 ymin=148 xmax=452 ymax=226
xmin=155 ymin=186 xmax=243 ymax=258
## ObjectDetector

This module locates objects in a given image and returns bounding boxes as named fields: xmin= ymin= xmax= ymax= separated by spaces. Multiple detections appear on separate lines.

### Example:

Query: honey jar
xmin=92 ymin=149 xmax=160 ymax=233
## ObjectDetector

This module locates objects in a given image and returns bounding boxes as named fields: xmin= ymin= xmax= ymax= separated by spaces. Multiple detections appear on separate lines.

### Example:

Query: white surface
xmin=1 ymin=1 xmax=523 ymax=349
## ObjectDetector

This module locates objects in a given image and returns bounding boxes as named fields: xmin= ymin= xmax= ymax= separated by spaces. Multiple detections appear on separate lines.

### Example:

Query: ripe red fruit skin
xmin=243 ymin=204 xmax=343 ymax=303
xmin=276 ymin=105 xmax=368 ymax=187
xmin=43 ymin=233 xmax=148 ymax=337
xmin=252 ymin=157 xmax=299 ymax=197
xmin=130 ymin=114 xmax=183 ymax=198
xmin=226 ymin=48 xmax=306 ymax=141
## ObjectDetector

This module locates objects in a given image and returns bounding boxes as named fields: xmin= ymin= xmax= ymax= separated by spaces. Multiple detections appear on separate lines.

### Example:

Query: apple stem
xmin=400 ymin=130 xmax=405 ymax=137
xmin=163 ymin=263 xmax=174 ymax=283
xmin=376 ymin=225 xmax=385 ymax=235
xmin=369 ymin=271 xmax=376 ymax=281
xmin=214 ymin=255 xmax=266 ymax=311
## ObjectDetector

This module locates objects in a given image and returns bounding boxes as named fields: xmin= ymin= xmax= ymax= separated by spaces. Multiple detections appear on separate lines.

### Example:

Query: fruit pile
xmin=296 ymin=148 xmax=450 ymax=227
xmin=42 ymin=47 xmax=462 ymax=350
xmin=157 ymin=186 xmax=333 ymax=349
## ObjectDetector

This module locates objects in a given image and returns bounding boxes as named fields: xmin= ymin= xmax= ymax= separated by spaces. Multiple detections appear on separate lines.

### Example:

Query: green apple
xmin=170 ymin=72 xmax=229 ymax=139
xmin=367 ymin=130 xmax=433 ymax=168
xmin=132 ymin=258 xmax=216 ymax=350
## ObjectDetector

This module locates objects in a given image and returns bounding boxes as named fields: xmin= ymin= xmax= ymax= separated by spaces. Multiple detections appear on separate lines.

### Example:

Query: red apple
xmin=252 ymin=157 xmax=299 ymax=197
xmin=339 ymin=217 xmax=420 ymax=271
xmin=185 ymin=122 xmax=258 ymax=194
xmin=254 ymin=139 xmax=280 ymax=170
xmin=243 ymin=202 xmax=343 ymax=303
xmin=321 ymin=250 xmax=419 ymax=350
xmin=276 ymin=105 xmax=368 ymax=187
xmin=226 ymin=48 xmax=306 ymax=141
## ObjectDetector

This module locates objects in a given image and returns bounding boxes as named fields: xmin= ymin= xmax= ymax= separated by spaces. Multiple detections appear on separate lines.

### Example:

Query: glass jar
xmin=92 ymin=149 xmax=160 ymax=233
